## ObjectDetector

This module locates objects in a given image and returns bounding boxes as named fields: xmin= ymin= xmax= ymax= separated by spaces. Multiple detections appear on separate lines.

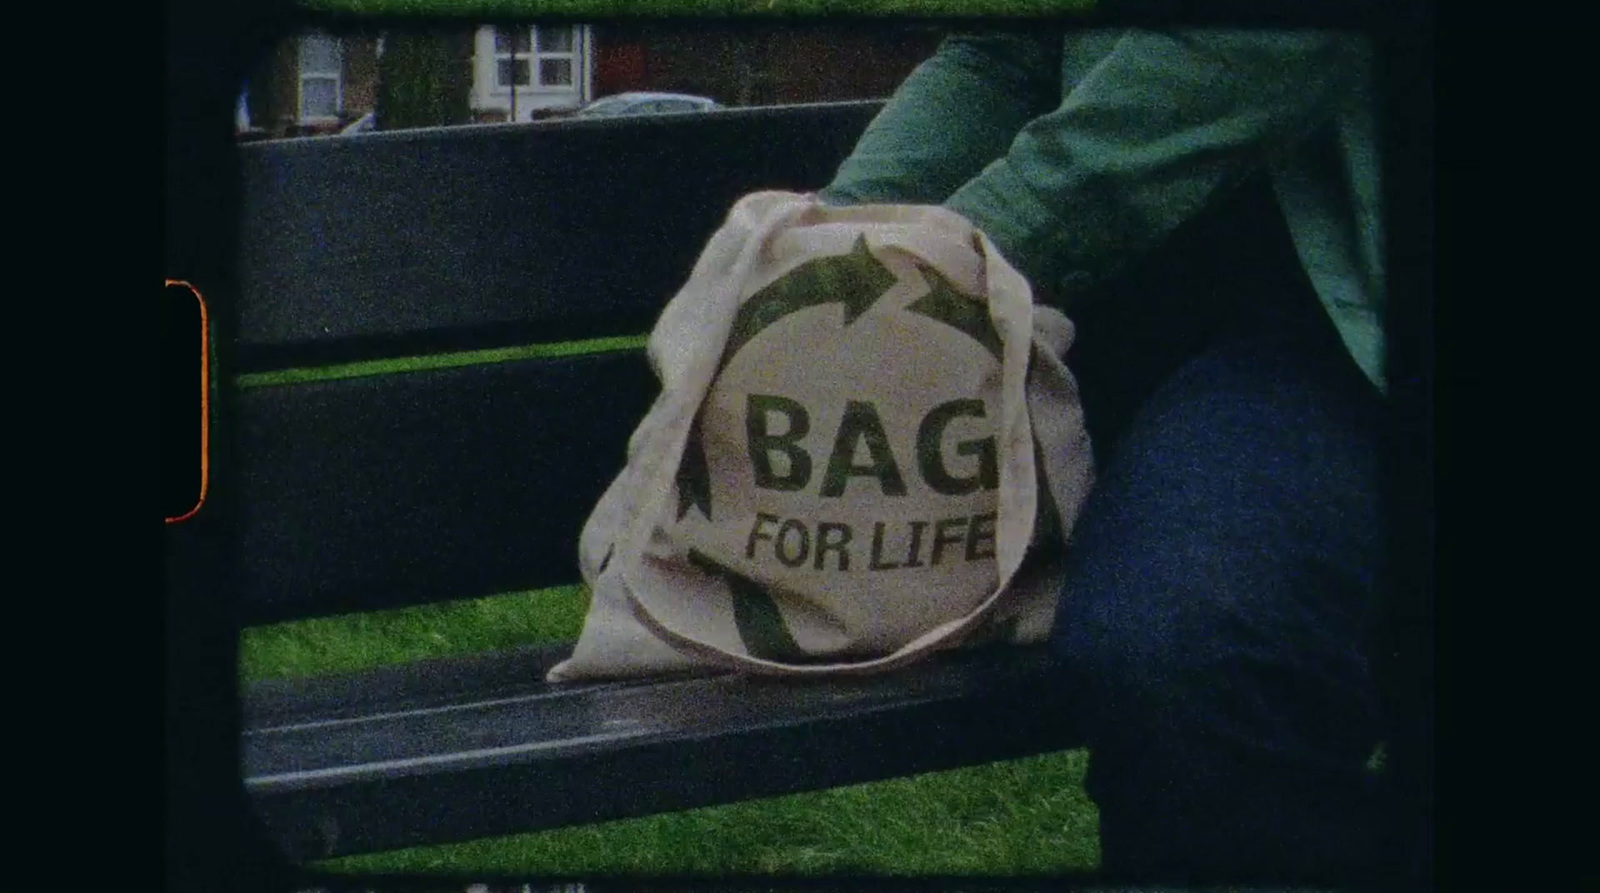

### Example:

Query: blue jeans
xmin=1050 ymin=182 xmax=1388 ymax=886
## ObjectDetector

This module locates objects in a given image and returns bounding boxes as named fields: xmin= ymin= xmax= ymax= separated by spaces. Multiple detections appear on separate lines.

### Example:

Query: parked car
xmin=328 ymin=93 xmax=717 ymax=137
xmin=337 ymin=112 xmax=377 ymax=136
xmin=572 ymin=92 xmax=719 ymax=119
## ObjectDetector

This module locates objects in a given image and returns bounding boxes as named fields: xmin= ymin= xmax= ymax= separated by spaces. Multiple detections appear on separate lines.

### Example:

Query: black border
xmin=165 ymin=3 xmax=1436 ymax=891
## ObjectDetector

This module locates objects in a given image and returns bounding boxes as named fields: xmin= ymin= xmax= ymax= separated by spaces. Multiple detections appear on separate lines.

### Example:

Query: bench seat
xmin=243 ymin=642 xmax=1080 ymax=861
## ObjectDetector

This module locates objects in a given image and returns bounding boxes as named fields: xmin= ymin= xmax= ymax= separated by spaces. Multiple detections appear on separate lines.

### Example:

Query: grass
xmin=240 ymin=585 xmax=1101 ymax=877
xmin=321 ymin=748 xmax=1099 ymax=876
xmin=238 ymin=585 xmax=591 ymax=683
xmin=235 ymin=336 xmax=649 ymax=391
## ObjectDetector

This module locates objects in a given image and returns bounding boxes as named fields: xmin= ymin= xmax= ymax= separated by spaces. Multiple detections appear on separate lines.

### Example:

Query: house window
xmin=493 ymin=25 xmax=576 ymax=90
xmin=299 ymin=32 xmax=343 ymax=121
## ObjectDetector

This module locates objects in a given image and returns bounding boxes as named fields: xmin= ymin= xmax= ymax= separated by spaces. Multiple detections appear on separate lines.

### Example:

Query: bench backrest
xmin=232 ymin=102 xmax=882 ymax=626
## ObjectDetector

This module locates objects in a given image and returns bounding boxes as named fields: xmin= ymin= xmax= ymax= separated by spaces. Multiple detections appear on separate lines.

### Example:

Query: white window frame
xmin=473 ymin=25 xmax=592 ymax=121
xmin=298 ymin=32 xmax=344 ymax=123
xmin=491 ymin=24 xmax=578 ymax=93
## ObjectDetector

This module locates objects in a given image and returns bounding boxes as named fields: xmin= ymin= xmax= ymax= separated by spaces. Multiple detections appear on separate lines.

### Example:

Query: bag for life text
xmin=548 ymin=191 xmax=1093 ymax=682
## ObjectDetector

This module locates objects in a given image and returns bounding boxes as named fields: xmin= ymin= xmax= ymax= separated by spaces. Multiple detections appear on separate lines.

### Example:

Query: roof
xmin=592 ymin=91 xmax=716 ymax=103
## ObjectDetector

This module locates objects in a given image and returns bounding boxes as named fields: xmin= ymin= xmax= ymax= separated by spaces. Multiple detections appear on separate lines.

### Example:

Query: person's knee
xmin=1050 ymin=541 xmax=1384 ymax=763
xmin=1051 ymin=575 xmax=1235 ymax=725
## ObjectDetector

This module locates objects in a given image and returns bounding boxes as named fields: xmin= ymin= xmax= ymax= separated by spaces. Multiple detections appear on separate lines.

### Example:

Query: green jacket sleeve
xmin=939 ymin=29 xmax=1369 ymax=302
xmin=818 ymin=32 xmax=1064 ymax=207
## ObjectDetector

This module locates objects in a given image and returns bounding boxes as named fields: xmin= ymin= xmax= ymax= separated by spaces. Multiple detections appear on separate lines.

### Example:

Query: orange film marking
xmin=165 ymin=279 xmax=209 ymax=524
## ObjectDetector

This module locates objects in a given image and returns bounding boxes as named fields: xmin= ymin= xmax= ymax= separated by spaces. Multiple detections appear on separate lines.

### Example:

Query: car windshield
xmin=576 ymin=97 xmax=635 ymax=117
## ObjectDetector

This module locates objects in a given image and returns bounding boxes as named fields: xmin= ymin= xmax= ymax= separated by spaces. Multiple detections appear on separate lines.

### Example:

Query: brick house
xmin=589 ymin=22 xmax=944 ymax=109
xmin=238 ymin=23 xmax=943 ymax=140
xmin=241 ymin=29 xmax=384 ymax=138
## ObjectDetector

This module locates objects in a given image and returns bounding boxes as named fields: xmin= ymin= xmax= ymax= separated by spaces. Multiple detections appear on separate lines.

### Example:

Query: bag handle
xmin=623 ymin=534 xmax=1035 ymax=675
xmin=617 ymin=209 xmax=1042 ymax=676
xmin=585 ymin=192 xmax=818 ymax=571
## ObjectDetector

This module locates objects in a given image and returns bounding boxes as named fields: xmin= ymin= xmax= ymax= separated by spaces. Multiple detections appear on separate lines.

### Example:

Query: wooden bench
xmin=224 ymin=101 xmax=1087 ymax=863
xmin=158 ymin=5 xmax=1434 ymax=889
xmin=203 ymin=93 xmax=1428 ymax=890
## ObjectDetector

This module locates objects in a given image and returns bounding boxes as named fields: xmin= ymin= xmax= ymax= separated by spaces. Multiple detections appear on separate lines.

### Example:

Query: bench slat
xmin=235 ymin=351 xmax=654 ymax=625
xmin=236 ymin=102 xmax=882 ymax=371
xmin=243 ymin=643 xmax=1081 ymax=861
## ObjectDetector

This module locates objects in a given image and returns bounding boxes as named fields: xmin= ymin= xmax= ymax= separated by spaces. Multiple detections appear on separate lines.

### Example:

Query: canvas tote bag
xmin=547 ymin=191 xmax=1093 ymax=682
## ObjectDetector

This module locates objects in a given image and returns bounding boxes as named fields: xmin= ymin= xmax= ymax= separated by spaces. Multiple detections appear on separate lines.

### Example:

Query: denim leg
xmin=1051 ymin=317 xmax=1386 ymax=887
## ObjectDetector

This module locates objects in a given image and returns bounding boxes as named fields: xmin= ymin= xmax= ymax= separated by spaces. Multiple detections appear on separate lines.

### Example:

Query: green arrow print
xmin=905 ymin=262 xmax=1004 ymax=360
xmin=674 ymin=238 xmax=1010 ymax=663
xmin=679 ymin=235 xmax=1006 ymax=524
xmin=717 ymin=234 xmax=897 ymax=372
xmin=676 ymin=417 xmax=713 ymax=521
xmin=718 ymin=233 xmax=1002 ymax=369
xmin=687 ymin=549 xmax=817 ymax=664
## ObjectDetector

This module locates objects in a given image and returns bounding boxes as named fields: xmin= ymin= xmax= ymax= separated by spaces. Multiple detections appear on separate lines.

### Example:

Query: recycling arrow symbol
xmin=717 ymin=235 xmax=895 ymax=372
xmin=904 ymin=259 xmax=1004 ymax=360
xmin=687 ymin=549 xmax=814 ymax=663
xmin=676 ymin=416 xmax=713 ymax=521
xmin=678 ymin=234 xmax=1004 ymax=523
